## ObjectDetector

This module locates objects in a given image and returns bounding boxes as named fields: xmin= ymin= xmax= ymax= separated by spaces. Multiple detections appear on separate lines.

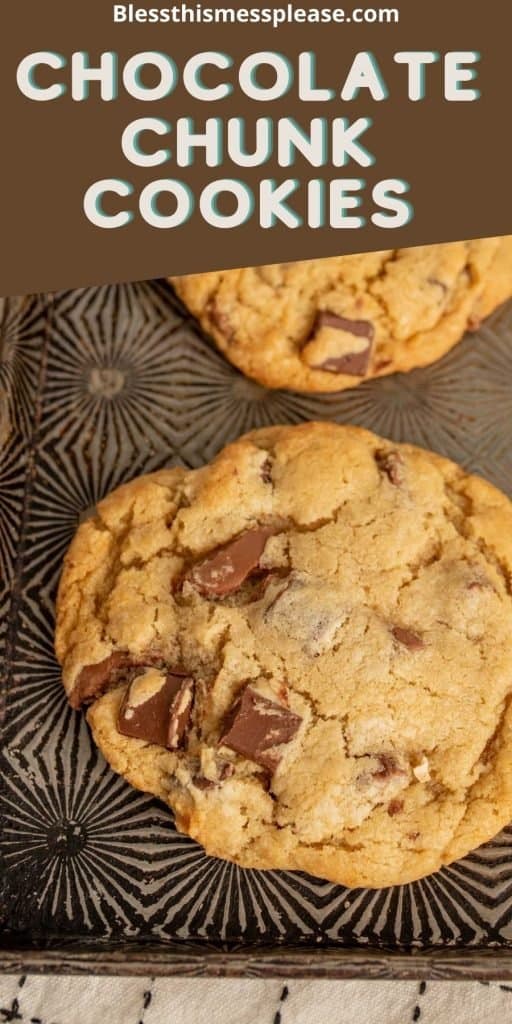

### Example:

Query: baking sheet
xmin=1 ymin=282 xmax=512 ymax=976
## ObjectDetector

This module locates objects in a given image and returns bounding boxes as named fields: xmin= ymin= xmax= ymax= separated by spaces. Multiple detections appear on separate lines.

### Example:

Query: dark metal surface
xmin=1 ymin=284 xmax=512 ymax=977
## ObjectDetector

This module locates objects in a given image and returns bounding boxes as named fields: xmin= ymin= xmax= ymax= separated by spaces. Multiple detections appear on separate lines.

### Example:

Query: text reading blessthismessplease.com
xmin=113 ymin=4 xmax=400 ymax=26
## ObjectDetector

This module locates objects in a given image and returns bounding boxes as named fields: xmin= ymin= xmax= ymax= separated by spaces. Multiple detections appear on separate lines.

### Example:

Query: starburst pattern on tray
xmin=2 ymin=282 xmax=512 ymax=949
xmin=306 ymin=830 xmax=512 ymax=947
xmin=0 ymin=436 xmax=27 ymax=597
xmin=141 ymin=855 xmax=321 ymax=941
xmin=0 ymin=296 xmax=46 ymax=441
xmin=0 ymin=720 xmax=185 ymax=934
xmin=0 ymin=295 xmax=46 ymax=624
xmin=43 ymin=282 xmax=512 ymax=494
xmin=44 ymin=282 xmax=186 ymax=476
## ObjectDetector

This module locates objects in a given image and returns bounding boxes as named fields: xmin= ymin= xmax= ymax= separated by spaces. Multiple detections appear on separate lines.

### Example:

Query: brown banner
xmin=1 ymin=0 xmax=511 ymax=295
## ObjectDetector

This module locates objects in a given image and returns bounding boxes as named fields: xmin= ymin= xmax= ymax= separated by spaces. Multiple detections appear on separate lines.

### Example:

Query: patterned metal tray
xmin=1 ymin=283 xmax=512 ymax=979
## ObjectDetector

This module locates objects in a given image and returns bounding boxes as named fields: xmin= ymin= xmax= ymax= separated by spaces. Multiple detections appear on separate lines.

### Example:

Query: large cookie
xmin=172 ymin=237 xmax=512 ymax=393
xmin=56 ymin=423 xmax=512 ymax=888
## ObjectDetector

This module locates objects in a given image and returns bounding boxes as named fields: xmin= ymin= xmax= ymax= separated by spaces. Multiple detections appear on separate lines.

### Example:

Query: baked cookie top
xmin=172 ymin=237 xmax=512 ymax=393
xmin=56 ymin=423 xmax=512 ymax=887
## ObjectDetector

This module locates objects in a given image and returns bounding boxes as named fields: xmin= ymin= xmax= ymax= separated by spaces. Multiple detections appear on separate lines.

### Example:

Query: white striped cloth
xmin=1 ymin=974 xmax=512 ymax=1024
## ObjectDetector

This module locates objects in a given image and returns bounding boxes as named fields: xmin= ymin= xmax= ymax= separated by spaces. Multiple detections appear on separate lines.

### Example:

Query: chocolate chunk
xmin=374 ymin=754 xmax=406 ymax=781
xmin=218 ymin=761 xmax=236 ymax=780
xmin=193 ymin=763 xmax=235 ymax=790
xmin=392 ymin=626 xmax=425 ymax=651
xmin=70 ymin=651 xmax=167 ymax=708
xmin=314 ymin=348 xmax=372 ymax=376
xmin=167 ymin=677 xmax=195 ymax=750
xmin=375 ymin=450 xmax=404 ymax=486
xmin=315 ymin=311 xmax=374 ymax=340
xmin=388 ymin=799 xmax=404 ymax=817
xmin=261 ymin=572 xmax=347 ymax=657
xmin=356 ymin=753 xmax=407 ymax=790
xmin=71 ymin=652 xmax=133 ymax=708
xmin=219 ymin=686 xmax=302 ymax=772
xmin=190 ymin=527 xmax=275 ymax=598
xmin=193 ymin=775 xmax=216 ymax=791
xmin=260 ymin=457 xmax=273 ymax=485
xmin=307 ymin=312 xmax=374 ymax=376
xmin=209 ymin=302 xmax=235 ymax=343
xmin=118 ymin=670 xmax=194 ymax=750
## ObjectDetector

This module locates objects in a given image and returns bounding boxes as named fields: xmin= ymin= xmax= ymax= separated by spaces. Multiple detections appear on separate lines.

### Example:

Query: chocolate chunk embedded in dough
xmin=375 ymin=450 xmax=405 ymax=486
xmin=209 ymin=302 xmax=236 ymax=343
xmin=71 ymin=652 xmax=132 ymax=708
xmin=374 ymin=754 xmax=407 ymax=781
xmin=71 ymin=651 xmax=167 ymax=708
xmin=314 ymin=312 xmax=374 ymax=340
xmin=317 ymin=348 xmax=372 ymax=376
xmin=193 ymin=763 xmax=235 ymax=790
xmin=261 ymin=572 xmax=347 ymax=657
xmin=220 ymin=686 xmax=302 ymax=772
xmin=190 ymin=527 xmax=275 ymax=598
xmin=167 ymin=677 xmax=195 ymax=750
xmin=118 ymin=669 xmax=194 ymax=750
xmin=392 ymin=626 xmax=425 ymax=651
xmin=260 ymin=457 xmax=273 ymax=485
xmin=388 ymin=799 xmax=404 ymax=817
xmin=303 ymin=312 xmax=374 ymax=376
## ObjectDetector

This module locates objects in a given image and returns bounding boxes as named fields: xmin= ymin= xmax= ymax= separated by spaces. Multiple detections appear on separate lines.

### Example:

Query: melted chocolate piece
xmin=193 ymin=775 xmax=216 ymax=791
xmin=315 ymin=311 xmax=374 ymax=340
xmin=70 ymin=651 xmax=167 ymax=708
xmin=262 ymin=572 xmax=346 ymax=657
xmin=190 ymin=527 xmax=275 ymax=598
xmin=374 ymin=754 xmax=406 ymax=782
xmin=167 ymin=678 xmax=195 ymax=750
xmin=392 ymin=626 xmax=425 ymax=651
xmin=118 ymin=671 xmax=194 ymax=750
xmin=209 ymin=303 xmax=235 ymax=343
xmin=308 ymin=312 xmax=374 ymax=376
xmin=219 ymin=686 xmax=302 ymax=772
xmin=388 ymin=799 xmax=404 ymax=817
xmin=193 ymin=763 xmax=235 ymax=790
xmin=260 ymin=457 xmax=273 ymax=485
xmin=71 ymin=652 xmax=133 ymax=709
xmin=314 ymin=348 xmax=372 ymax=376
xmin=375 ymin=450 xmax=404 ymax=486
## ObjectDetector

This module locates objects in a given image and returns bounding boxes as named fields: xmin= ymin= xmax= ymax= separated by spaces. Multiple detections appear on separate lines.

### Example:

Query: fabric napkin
xmin=2 ymin=973 xmax=512 ymax=1023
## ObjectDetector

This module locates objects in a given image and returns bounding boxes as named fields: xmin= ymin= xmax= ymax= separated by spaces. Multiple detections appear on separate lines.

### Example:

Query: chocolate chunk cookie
xmin=171 ymin=237 xmax=512 ymax=392
xmin=56 ymin=423 xmax=512 ymax=887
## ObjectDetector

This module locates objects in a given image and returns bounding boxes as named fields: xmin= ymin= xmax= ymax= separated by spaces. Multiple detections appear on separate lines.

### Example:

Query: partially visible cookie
xmin=171 ymin=237 xmax=512 ymax=392
xmin=56 ymin=423 xmax=512 ymax=887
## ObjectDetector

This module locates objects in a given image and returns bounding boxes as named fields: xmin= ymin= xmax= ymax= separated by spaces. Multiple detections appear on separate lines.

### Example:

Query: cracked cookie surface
xmin=56 ymin=423 xmax=512 ymax=887
xmin=171 ymin=237 xmax=512 ymax=393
